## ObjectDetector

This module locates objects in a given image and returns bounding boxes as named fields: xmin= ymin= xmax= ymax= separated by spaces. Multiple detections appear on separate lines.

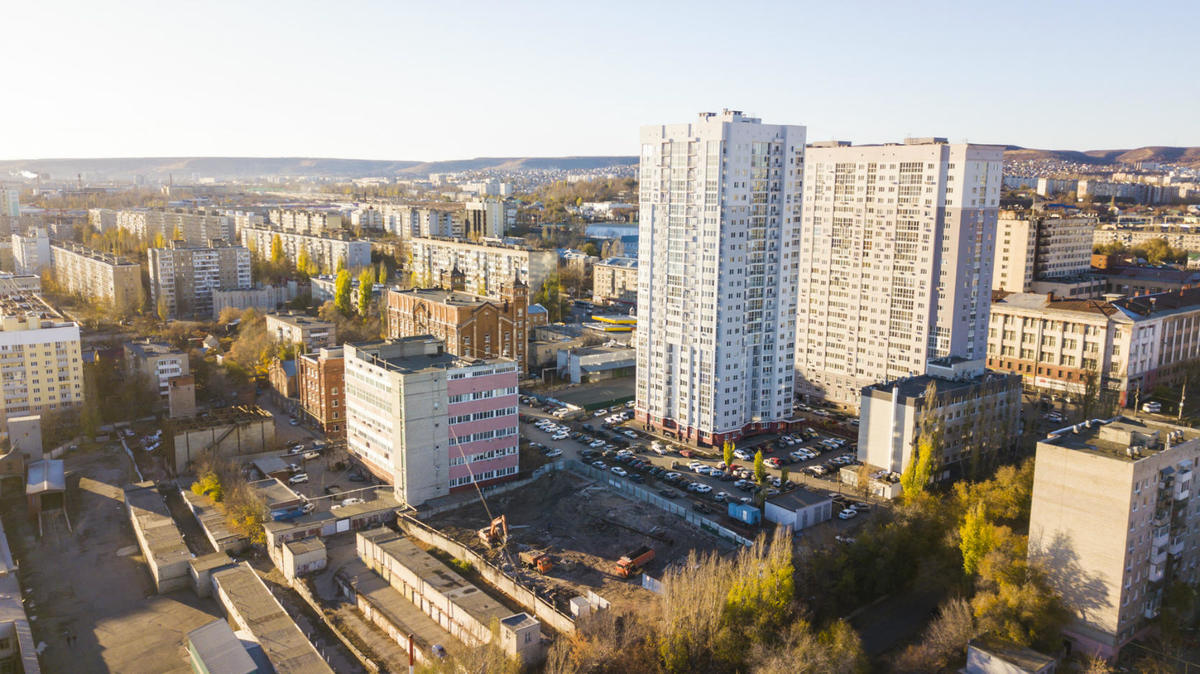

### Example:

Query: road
xmin=518 ymin=403 xmax=876 ymax=534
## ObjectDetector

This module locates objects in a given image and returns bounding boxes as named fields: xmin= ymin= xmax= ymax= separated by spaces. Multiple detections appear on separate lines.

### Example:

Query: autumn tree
xmin=959 ymin=501 xmax=996 ymax=576
xmin=270 ymin=233 xmax=284 ymax=263
xmin=753 ymin=449 xmax=766 ymax=485
xmin=333 ymin=269 xmax=353 ymax=315
xmin=723 ymin=440 xmax=734 ymax=468
xmin=901 ymin=380 xmax=940 ymax=503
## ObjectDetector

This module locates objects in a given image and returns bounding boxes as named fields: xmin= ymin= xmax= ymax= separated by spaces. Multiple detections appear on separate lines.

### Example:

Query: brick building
xmin=386 ymin=283 xmax=528 ymax=371
xmin=298 ymin=347 xmax=345 ymax=440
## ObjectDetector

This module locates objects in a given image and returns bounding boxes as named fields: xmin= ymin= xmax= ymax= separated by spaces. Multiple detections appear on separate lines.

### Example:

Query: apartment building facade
xmin=115 ymin=208 xmax=236 ymax=246
xmin=11 ymin=229 xmax=49 ymax=275
xmin=148 ymin=240 xmax=252 ymax=319
xmin=993 ymin=212 xmax=1097 ymax=293
xmin=125 ymin=340 xmax=190 ymax=398
xmin=49 ymin=242 xmax=144 ymax=313
xmin=386 ymin=284 xmax=528 ymax=371
xmin=592 ymin=257 xmax=638 ymax=305
xmin=794 ymin=138 xmax=1003 ymax=407
xmin=1028 ymin=417 xmax=1199 ymax=658
xmin=858 ymin=357 xmax=1022 ymax=482
xmin=0 ymin=313 xmax=84 ymax=437
xmin=241 ymin=226 xmax=371 ymax=273
xmin=298 ymin=347 xmax=345 ymax=440
xmin=407 ymin=236 xmax=556 ymax=299
xmin=987 ymin=288 xmax=1200 ymax=406
xmin=344 ymin=337 xmax=518 ymax=506
xmin=268 ymin=209 xmax=343 ymax=235
xmin=636 ymin=110 xmax=805 ymax=445
xmin=264 ymin=313 xmax=337 ymax=352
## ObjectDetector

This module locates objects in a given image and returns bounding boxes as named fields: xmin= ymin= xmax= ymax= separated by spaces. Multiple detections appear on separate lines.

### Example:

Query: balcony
xmin=1145 ymin=605 xmax=1161 ymax=620
xmin=1169 ymin=539 xmax=1185 ymax=556
xmin=1151 ymin=547 xmax=1168 ymax=565
xmin=1149 ymin=564 xmax=1165 ymax=583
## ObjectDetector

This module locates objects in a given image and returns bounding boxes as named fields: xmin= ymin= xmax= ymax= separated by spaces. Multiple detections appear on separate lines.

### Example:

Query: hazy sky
xmin=4 ymin=0 xmax=1197 ymax=160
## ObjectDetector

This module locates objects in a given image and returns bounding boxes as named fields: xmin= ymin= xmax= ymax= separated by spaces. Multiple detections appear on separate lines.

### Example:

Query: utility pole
xmin=1179 ymin=379 xmax=1187 ymax=421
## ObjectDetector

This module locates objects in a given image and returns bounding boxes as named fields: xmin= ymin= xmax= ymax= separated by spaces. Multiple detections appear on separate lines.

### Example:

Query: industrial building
xmin=124 ymin=482 xmax=191 ymax=593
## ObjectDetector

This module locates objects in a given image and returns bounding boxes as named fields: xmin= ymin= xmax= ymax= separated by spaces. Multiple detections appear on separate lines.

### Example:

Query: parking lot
xmin=519 ymin=400 xmax=881 ymax=536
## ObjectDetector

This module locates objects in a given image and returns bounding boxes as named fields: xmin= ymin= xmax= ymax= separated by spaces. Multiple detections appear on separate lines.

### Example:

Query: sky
xmin=3 ymin=0 xmax=1198 ymax=161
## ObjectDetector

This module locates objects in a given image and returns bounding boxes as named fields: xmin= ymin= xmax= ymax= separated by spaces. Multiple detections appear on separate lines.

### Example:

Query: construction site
xmin=422 ymin=469 xmax=737 ymax=613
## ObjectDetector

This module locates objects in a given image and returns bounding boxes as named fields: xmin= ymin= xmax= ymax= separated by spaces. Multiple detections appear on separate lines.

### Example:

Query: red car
xmin=765 ymin=457 xmax=782 ymax=468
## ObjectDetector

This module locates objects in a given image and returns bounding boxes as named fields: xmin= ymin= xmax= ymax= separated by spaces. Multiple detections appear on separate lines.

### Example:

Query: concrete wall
xmin=171 ymin=418 xmax=275 ymax=473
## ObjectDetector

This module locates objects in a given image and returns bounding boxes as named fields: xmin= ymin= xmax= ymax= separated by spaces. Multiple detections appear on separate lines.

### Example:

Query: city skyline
xmin=3 ymin=1 xmax=1198 ymax=161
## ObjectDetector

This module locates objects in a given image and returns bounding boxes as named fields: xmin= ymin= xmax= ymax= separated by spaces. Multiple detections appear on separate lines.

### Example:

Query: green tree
xmin=377 ymin=262 xmax=388 ymax=285
xmin=534 ymin=276 xmax=563 ymax=322
xmin=334 ymin=269 xmax=353 ymax=315
xmin=753 ymin=449 xmax=766 ymax=485
xmin=901 ymin=380 xmax=940 ymax=503
xmin=357 ymin=267 xmax=376 ymax=316
xmin=296 ymin=249 xmax=312 ymax=277
xmin=581 ymin=241 xmax=599 ymax=257
xmin=959 ymin=501 xmax=995 ymax=576
xmin=723 ymin=440 xmax=734 ymax=468
xmin=270 ymin=234 xmax=284 ymax=263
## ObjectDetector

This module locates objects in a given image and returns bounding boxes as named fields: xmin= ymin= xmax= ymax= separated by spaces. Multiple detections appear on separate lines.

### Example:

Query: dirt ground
xmin=424 ymin=470 xmax=735 ymax=613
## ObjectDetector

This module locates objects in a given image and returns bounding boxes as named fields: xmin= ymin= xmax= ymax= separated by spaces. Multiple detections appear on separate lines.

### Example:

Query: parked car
xmin=623 ymin=430 xmax=638 ymax=439
xmin=544 ymin=448 xmax=564 ymax=458
xmin=1143 ymin=401 xmax=1163 ymax=413
xmin=302 ymin=451 xmax=320 ymax=461
xmin=837 ymin=508 xmax=857 ymax=520
xmin=288 ymin=473 xmax=309 ymax=485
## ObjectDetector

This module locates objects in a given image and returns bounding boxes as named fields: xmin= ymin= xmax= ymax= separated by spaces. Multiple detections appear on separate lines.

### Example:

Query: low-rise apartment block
xmin=344 ymin=337 xmax=518 ymax=506
xmin=241 ymin=226 xmax=371 ymax=273
xmin=148 ymin=239 xmax=252 ymax=319
xmin=386 ymin=284 xmax=527 ymax=371
xmin=0 ymin=311 xmax=83 ymax=437
xmin=1028 ymin=416 xmax=1199 ymax=658
xmin=592 ymin=256 xmax=638 ymax=305
xmin=993 ymin=211 xmax=1096 ymax=294
xmin=858 ymin=357 xmax=1022 ymax=484
xmin=265 ymin=312 xmax=337 ymax=352
xmin=49 ymin=242 xmax=144 ymax=313
xmin=115 ymin=208 xmax=236 ymax=246
xmin=408 ymin=236 xmax=556 ymax=299
xmin=125 ymin=340 xmax=190 ymax=398
xmin=988 ymin=288 xmax=1200 ymax=406
xmin=268 ymin=208 xmax=343 ymax=235
xmin=298 ymin=347 xmax=345 ymax=440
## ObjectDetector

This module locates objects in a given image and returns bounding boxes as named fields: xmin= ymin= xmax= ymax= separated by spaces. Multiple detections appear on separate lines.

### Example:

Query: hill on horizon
xmin=0 ymin=155 xmax=638 ymax=181
xmin=1003 ymin=145 xmax=1200 ymax=168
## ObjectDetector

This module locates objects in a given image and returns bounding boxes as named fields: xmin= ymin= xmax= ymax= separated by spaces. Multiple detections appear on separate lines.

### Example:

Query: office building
xmin=298 ymin=347 xmax=345 ymax=440
xmin=114 ymin=208 xmax=236 ymax=246
xmin=344 ymin=337 xmax=518 ymax=506
xmin=794 ymin=138 xmax=1004 ymax=407
xmin=987 ymin=288 xmax=1200 ymax=406
xmin=386 ymin=284 xmax=528 ymax=371
xmin=408 ymin=236 xmax=556 ymax=299
xmin=858 ymin=357 xmax=1022 ymax=482
xmin=11 ymin=229 xmax=49 ymax=275
xmin=125 ymin=340 xmax=190 ymax=398
xmin=240 ymin=226 xmax=371 ymax=272
xmin=636 ymin=110 xmax=805 ymax=445
xmin=1028 ymin=416 xmax=1199 ymax=658
xmin=993 ymin=211 xmax=1097 ymax=293
xmin=148 ymin=240 xmax=252 ymax=319
xmin=592 ymin=257 xmax=638 ymax=305
xmin=0 ymin=312 xmax=83 ymax=437
xmin=49 ymin=242 xmax=144 ymax=313
xmin=268 ymin=208 xmax=343 ymax=235
xmin=264 ymin=312 xmax=337 ymax=352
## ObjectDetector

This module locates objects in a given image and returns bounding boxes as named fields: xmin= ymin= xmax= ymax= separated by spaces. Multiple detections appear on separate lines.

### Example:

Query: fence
xmin=563 ymin=460 xmax=755 ymax=548
xmin=395 ymin=514 xmax=578 ymax=635
xmin=415 ymin=462 xmax=564 ymax=519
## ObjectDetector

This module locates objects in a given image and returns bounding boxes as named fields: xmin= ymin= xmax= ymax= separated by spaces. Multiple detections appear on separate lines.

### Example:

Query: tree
xmin=377 ymin=262 xmax=388 ymax=285
xmin=581 ymin=241 xmax=599 ymax=257
xmin=893 ymin=597 xmax=976 ymax=672
xmin=972 ymin=541 xmax=1068 ymax=652
xmin=959 ymin=501 xmax=995 ymax=577
xmin=723 ymin=440 xmax=734 ymax=468
xmin=296 ymin=249 xmax=312 ymax=277
xmin=356 ymin=267 xmax=376 ymax=316
xmin=333 ymin=269 xmax=353 ymax=315
xmin=156 ymin=295 xmax=170 ymax=322
xmin=753 ymin=450 xmax=766 ymax=485
xmin=270 ymin=234 xmax=284 ymax=263
xmin=534 ymin=276 xmax=564 ymax=322
xmin=901 ymin=380 xmax=940 ymax=503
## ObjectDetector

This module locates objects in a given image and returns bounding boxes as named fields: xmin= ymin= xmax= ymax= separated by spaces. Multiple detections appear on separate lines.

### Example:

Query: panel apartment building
xmin=635 ymin=110 xmax=805 ymax=446
xmin=49 ymin=242 xmax=144 ymax=313
xmin=1028 ymin=416 xmax=1199 ymax=658
xmin=407 ymin=236 xmax=556 ymax=299
xmin=125 ymin=340 xmax=190 ymax=398
xmin=386 ymin=284 xmax=528 ymax=371
xmin=115 ymin=208 xmax=236 ymax=246
xmin=241 ymin=226 xmax=371 ymax=273
xmin=794 ymin=138 xmax=1003 ymax=407
xmin=992 ymin=211 xmax=1097 ymax=295
xmin=0 ymin=311 xmax=84 ymax=437
xmin=987 ymin=288 xmax=1200 ymax=406
xmin=268 ymin=209 xmax=343 ymax=235
xmin=11 ymin=229 xmax=49 ymax=275
xmin=148 ymin=240 xmax=252 ymax=319
xmin=264 ymin=313 xmax=337 ymax=352
xmin=592 ymin=256 xmax=638 ymax=305
xmin=344 ymin=337 xmax=518 ymax=506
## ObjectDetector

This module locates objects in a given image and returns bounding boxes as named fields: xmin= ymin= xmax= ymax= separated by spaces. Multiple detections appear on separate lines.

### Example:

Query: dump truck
xmin=614 ymin=545 xmax=654 ymax=578
xmin=519 ymin=550 xmax=553 ymax=574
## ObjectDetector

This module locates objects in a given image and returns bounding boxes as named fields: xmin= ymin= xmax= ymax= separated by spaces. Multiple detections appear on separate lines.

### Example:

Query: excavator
xmin=477 ymin=514 xmax=508 ymax=548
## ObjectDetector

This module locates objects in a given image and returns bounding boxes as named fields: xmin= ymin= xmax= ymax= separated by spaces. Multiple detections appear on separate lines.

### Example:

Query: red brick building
xmin=386 ymin=283 xmax=528 ymax=372
xmin=297 ymin=347 xmax=345 ymax=440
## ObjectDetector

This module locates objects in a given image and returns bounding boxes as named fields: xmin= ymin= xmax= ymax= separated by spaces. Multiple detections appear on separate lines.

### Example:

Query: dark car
xmin=692 ymin=503 xmax=712 ymax=514
xmin=347 ymin=471 xmax=366 ymax=482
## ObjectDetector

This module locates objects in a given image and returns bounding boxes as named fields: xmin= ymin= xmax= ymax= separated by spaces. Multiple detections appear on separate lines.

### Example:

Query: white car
xmin=589 ymin=440 xmax=605 ymax=448
xmin=288 ymin=473 xmax=309 ymax=485
xmin=1142 ymin=401 xmax=1162 ymax=413
xmin=552 ymin=432 xmax=569 ymax=440
xmin=687 ymin=461 xmax=703 ymax=471
xmin=838 ymin=508 xmax=857 ymax=520
xmin=693 ymin=484 xmax=712 ymax=494
xmin=544 ymin=448 xmax=563 ymax=458
xmin=593 ymin=409 xmax=607 ymax=417
xmin=653 ymin=445 xmax=668 ymax=456
xmin=734 ymin=449 xmax=753 ymax=461
xmin=610 ymin=467 xmax=628 ymax=477
xmin=623 ymin=430 xmax=638 ymax=439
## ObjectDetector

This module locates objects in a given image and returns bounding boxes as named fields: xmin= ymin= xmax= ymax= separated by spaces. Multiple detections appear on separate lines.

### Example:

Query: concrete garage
xmin=764 ymin=489 xmax=834 ymax=531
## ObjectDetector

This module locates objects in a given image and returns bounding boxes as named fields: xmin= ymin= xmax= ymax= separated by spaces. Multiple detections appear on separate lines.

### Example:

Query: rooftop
xmin=284 ymin=537 xmax=326 ymax=556
xmin=391 ymin=287 xmax=494 ymax=307
xmin=187 ymin=619 xmax=258 ymax=674
xmin=348 ymin=337 xmax=505 ymax=375
xmin=124 ymin=483 xmax=190 ymax=569
xmin=266 ymin=312 xmax=335 ymax=329
xmin=51 ymin=241 xmax=138 ymax=266
xmin=1042 ymin=416 xmax=1200 ymax=463
xmin=969 ymin=638 xmax=1056 ymax=671
xmin=262 ymin=491 xmax=402 ymax=536
xmin=170 ymin=405 xmax=273 ymax=433
xmin=125 ymin=340 xmax=186 ymax=360
xmin=26 ymin=459 xmax=65 ymax=494
xmin=248 ymin=477 xmax=304 ymax=509
xmin=768 ymin=488 xmax=832 ymax=510
xmin=862 ymin=370 xmax=1019 ymax=402
xmin=597 ymin=257 xmax=637 ymax=268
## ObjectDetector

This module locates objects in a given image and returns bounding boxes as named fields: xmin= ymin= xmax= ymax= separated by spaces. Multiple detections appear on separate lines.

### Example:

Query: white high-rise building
xmin=635 ymin=110 xmax=805 ymax=446
xmin=0 ymin=187 xmax=18 ymax=219
xmin=794 ymin=138 xmax=1003 ymax=407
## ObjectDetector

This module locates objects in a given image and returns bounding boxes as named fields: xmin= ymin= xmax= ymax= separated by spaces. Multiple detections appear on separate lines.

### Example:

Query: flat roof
xmin=1041 ymin=416 xmax=1200 ymax=463
xmin=125 ymin=340 xmax=186 ymax=359
xmin=181 ymin=488 xmax=245 ymax=547
xmin=391 ymin=287 xmax=495 ymax=307
xmin=248 ymin=478 xmax=303 ymax=509
xmin=284 ymin=537 xmax=326 ymax=556
xmin=263 ymin=491 xmax=401 ymax=536
xmin=768 ymin=488 xmax=833 ymax=510
xmin=862 ymin=370 xmax=1019 ymax=401
xmin=171 ymin=405 xmax=273 ymax=433
xmin=124 ymin=483 xmax=191 ymax=569
xmin=266 ymin=313 xmax=335 ymax=329
xmin=211 ymin=564 xmax=332 ymax=673
xmin=969 ymin=637 xmax=1056 ymax=670
xmin=187 ymin=619 xmax=258 ymax=674
xmin=26 ymin=459 xmax=64 ymax=494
